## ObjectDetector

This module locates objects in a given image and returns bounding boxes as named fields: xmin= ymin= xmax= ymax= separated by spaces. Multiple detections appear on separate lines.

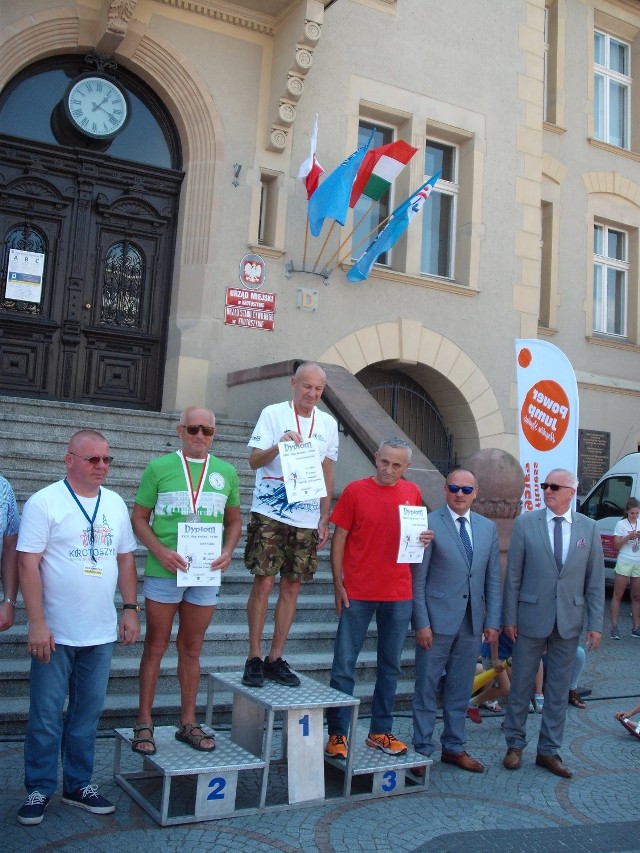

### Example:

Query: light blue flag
xmin=308 ymin=129 xmax=375 ymax=237
xmin=346 ymin=172 xmax=441 ymax=283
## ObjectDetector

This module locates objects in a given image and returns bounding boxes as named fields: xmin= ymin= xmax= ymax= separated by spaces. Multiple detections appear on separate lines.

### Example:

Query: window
xmin=258 ymin=172 xmax=278 ymax=246
xmin=420 ymin=141 xmax=456 ymax=279
xmin=593 ymin=223 xmax=628 ymax=336
xmin=543 ymin=7 xmax=549 ymax=122
xmin=351 ymin=122 xmax=393 ymax=264
xmin=594 ymin=30 xmax=630 ymax=149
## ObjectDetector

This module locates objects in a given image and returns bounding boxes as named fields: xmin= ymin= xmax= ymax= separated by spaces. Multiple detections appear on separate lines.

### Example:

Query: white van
xmin=578 ymin=452 xmax=640 ymax=583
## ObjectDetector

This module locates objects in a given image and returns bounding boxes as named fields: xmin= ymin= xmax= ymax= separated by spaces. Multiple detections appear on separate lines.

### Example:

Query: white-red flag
xmin=297 ymin=114 xmax=324 ymax=200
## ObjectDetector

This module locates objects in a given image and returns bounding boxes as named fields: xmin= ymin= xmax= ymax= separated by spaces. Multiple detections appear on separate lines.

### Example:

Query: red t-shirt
xmin=330 ymin=477 xmax=423 ymax=601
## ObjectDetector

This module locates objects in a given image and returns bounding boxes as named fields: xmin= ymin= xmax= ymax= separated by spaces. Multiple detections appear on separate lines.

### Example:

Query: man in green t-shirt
xmin=131 ymin=406 xmax=241 ymax=755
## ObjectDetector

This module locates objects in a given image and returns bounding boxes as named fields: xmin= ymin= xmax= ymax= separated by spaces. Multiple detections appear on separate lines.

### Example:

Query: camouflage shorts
xmin=244 ymin=512 xmax=319 ymax=579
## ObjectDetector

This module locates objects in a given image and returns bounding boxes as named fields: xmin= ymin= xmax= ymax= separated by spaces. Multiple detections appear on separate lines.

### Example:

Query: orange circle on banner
xmin=518 ymin=348 xmax=532 ymax=368
xmin=520 ymin=379 xmax=570 ymax=452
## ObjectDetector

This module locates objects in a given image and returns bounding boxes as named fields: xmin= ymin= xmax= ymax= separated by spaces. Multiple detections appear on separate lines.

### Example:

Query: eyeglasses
xmin=541 ymin=482 xmax=574 ymax=492
xmin=69 ymin=452 xmax=113 ymax=465
xmin=180 ymin=424 xmax=215 ymax=436
xmin=447 ymin=484 xmax=476 ymax=495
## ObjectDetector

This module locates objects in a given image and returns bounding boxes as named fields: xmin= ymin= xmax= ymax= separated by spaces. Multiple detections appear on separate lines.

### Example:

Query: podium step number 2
xmin=286 ymin=707 xmax=325 ymax=803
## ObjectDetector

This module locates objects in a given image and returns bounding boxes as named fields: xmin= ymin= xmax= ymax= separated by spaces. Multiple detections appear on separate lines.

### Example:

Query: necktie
xmin=457 ymin=516 xmax=473 ymax=565
xmin=553 ymin=516 xmax=563 ymax=571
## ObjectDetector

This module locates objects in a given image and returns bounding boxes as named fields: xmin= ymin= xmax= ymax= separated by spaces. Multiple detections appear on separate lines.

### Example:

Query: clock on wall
xmin=62 ymin=74 xmax=129 ymax=140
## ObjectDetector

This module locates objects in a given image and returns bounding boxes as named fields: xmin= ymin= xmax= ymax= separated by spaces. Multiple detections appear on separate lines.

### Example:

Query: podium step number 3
xmin=286 ymin=707 xmax=325 ymax=803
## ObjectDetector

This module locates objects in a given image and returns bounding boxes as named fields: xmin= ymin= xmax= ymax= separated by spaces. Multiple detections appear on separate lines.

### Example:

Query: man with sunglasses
xmin=132 ymin=407 xmax=241 ymax=754
xmin=242 ymin=362 xmax=338 ymax=688
xmin=412 ymin=469 xmax=501 ymax=773
xmin=17 ymin=430 xmax=139 ymax=825
xmin=502 ymin=469 xmax=604 ymax=779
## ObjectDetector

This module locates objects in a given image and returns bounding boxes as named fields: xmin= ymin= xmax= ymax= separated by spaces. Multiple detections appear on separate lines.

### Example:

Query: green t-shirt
xmin=135 ymin=451 xmax=240 ymax=578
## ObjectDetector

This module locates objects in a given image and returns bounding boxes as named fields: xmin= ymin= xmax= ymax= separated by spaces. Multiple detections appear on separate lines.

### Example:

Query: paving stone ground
xmin=2 ymin=599 xmax=639 ymax=853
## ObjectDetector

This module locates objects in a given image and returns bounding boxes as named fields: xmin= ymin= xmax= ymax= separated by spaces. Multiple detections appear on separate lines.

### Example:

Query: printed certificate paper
xmin=176 ymin=522 xmax=222 ymax=586
xmin=278 ymin=439 xmax=327 ymax=503
xmin=397 ymin=505 xmax=429 ymax=563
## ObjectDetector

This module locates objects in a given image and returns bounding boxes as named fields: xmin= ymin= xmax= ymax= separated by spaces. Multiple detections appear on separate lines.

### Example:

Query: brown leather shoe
xmin=568 ymin=689 xmax=586 ymax=709
xmin=535 ymin=753 xmax=572 ymax=778
xmin=503 ymin=747 xmax=522 ymax=769
xmin=441 ymin=750 xmax=484 ymax=772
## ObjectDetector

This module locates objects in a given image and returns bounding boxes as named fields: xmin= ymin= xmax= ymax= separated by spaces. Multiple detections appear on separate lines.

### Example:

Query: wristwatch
xmin=2 ymin=597 xmax=16 ymax=607
xmin=122 ymin=603 xmax=140 ymax=612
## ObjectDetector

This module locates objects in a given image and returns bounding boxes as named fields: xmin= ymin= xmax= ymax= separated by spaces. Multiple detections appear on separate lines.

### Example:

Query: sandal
xmin=131 ymin=722 xmax=156 ymax=755
xmin=568 ymin=689 xmax=586 ymax=709
xmin=175 ymin=722 xmax=215 ymax=752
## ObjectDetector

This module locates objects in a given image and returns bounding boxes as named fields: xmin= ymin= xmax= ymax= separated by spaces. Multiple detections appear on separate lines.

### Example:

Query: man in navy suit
xmin=502 ymin=468 xmax=604 ymax=778
xmin=412 ymin=469 xmax=502 ymax=772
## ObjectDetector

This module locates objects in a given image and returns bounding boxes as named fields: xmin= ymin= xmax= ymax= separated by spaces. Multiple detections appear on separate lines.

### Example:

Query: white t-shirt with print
xmin=248 ymin=400 xmax=339 ymax=528
xmin=17 ymin=480 xmax=137 ymax=646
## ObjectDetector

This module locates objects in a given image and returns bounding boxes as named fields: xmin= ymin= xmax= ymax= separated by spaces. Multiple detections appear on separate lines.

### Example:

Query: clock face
xmin=66 ymin=75 xmax=129 ymax=139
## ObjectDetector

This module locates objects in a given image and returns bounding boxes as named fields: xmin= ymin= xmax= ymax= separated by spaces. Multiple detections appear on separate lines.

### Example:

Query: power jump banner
xmin=515 ymin=339 xmax=579 ymax=512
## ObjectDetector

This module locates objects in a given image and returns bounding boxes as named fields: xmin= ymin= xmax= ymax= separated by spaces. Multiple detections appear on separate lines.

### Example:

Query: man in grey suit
xmin=412 ymin=469 xmax=502 ymax=773
xmin=502 ymin=468 xmax=604 ymax=778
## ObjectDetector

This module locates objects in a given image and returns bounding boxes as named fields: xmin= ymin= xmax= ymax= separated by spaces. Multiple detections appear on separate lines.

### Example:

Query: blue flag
xmin=346 ymin=172 xmax=441 ymax=283
xmin=308 ymin=129 xmax=375 ymax=237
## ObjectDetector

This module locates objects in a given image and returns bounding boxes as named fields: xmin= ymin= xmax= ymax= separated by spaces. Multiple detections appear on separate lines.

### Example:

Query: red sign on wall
xmin=225 ymin=288 xmax=276 ymax=331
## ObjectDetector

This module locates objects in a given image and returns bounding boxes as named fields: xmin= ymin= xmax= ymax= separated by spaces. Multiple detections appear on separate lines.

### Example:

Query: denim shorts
xmin=143 ymin=575 xmax=219 ymax=606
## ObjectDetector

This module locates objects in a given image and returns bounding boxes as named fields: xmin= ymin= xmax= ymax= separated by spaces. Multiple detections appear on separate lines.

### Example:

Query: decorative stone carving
xmin=301 ymin=19 xmax=322 ymax=45
xmin=278 ymin=101 xmax=297 ymax=125
xmin=286 ymin=74 xmax=305 ymax=100
xmin=107 ymin=0 xmax=137 ymax=35
xmin=294 ymin=47 xmax=313 ymax=73
xmin=268 ymin=126 xmax=288 ymax=152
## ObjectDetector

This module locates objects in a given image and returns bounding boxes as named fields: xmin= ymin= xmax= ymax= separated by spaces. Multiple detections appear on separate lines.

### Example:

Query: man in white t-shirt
xmin=16 ymin=430 xmax=139 ymax=826
xmin=243 ymin=362 xmax=339 ymax=687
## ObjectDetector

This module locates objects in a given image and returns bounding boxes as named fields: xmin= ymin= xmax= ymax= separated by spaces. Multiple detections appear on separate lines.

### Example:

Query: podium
xmin=205 ymin=671 xmax=360 ymax=807
xmin=113 ymin=725 xmax=264 ymax=825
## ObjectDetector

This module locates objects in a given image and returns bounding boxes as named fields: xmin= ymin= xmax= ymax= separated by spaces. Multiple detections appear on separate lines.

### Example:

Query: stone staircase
xmin=0 ymin=395 xmax=416 ymax=736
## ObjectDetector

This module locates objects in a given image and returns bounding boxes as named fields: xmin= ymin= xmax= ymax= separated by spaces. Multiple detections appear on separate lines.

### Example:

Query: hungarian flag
xmin=349 ymin=140 xmax=418 ymax=208
xmin=297 ymin=114 xmax=324 ymax=200
xmin=346 ymin=171 xmax=441 ymax=283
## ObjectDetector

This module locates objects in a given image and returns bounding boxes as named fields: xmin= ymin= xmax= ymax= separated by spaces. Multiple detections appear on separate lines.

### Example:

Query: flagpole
xmin=332 ymin=208 xmax=395 ymax=271
xmin=312 ymin=221 xmax=337 ymax=273
xmin=302 ymin=213 xmax=310 ymax=271
xmin=323 ymin=200 xmax=375 ymax=270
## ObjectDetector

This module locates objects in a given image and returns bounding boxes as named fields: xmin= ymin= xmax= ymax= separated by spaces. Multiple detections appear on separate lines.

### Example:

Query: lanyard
xmin=178 ymin=451 xmax=210 ymax=516
xmin=292 ymin=402 xmax=315 ymax=438
xmin=64 ymin=478 xmax=101 ymax=563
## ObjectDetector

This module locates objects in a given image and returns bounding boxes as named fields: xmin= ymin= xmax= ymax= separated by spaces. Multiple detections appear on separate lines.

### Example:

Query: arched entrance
xmin=0 ymin=55 xmax=183 ymax=409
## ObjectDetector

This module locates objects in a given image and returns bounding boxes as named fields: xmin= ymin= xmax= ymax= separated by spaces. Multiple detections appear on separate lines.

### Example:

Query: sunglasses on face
xmin=540 ymin=482 xmax=573 ymax=491
xmin=181 ymin=424 xmax=215 ymax=436
xmin=447 ymin=485 xmax=475 ymax=495
xmin=69 ymin=452 xmax=114 ymax=465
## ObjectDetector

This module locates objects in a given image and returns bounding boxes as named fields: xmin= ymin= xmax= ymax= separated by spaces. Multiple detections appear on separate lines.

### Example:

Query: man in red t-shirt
xmin=325 ymin=437 xmax=432 ymax=760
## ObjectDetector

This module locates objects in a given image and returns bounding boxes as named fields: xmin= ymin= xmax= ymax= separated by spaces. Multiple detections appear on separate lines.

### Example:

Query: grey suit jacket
xmin=412 ymin=505 xmax=502 ymax=637
xmin=502 ymin=508 xmax=605 ymax=639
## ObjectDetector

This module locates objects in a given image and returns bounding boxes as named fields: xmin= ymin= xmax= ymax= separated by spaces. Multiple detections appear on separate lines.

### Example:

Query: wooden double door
xmin=0 ymin=136 xmax=183 ymax=409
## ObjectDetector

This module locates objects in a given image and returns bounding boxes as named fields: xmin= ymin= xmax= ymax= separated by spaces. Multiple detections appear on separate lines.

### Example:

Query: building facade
xmin=1 ymin=0 xmax=639 ymax=474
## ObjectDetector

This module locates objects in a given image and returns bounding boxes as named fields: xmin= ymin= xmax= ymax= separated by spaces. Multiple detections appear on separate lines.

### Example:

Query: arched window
xmin=1 ymin=225 xmax=47 ymax=315
xmin=101 ymin=242 xmax=145 ymax=327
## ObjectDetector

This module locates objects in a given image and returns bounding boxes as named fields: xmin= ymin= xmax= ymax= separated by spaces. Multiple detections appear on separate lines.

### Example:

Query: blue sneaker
xmin=61 ymin=785 xmax=115 ymax=814
xmin=17 ymin=791 xmax=49 ymax=825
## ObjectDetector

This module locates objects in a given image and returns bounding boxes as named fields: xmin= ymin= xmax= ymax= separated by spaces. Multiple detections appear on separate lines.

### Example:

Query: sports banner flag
xmin=515 ymin=339 xmax=579 ymax=512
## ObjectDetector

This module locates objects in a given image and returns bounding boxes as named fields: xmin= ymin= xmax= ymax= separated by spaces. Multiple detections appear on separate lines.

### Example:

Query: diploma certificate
xmin=278 ymin=439 xmax=327 ymax=503
xmin=176 ymin=522 xmax=222 ymax=586
xmin=397 ymin=505 xmax=429 ymax=563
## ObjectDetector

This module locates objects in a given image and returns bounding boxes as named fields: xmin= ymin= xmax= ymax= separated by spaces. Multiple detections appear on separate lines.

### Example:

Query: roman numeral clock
xmin=53 ymin=72 xmax=129 ymax=145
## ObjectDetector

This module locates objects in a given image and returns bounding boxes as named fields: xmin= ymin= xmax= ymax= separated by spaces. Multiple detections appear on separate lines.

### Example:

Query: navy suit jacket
xmin=412 ymin=505 xmax=502 ymax=637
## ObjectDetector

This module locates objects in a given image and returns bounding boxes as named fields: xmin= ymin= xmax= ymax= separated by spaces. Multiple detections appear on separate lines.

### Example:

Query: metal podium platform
xmin=113 ymin=725 xmax=264 ymax=825
xmin=206 ymin=670 xmax=360 ymax=806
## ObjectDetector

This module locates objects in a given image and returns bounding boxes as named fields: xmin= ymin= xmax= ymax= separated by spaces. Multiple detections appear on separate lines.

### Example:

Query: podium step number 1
xmin=286 ymin=707 xmax=325 ymax=803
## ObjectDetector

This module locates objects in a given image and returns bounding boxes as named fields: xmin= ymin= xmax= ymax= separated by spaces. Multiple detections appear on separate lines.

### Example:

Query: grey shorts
xmin=143 ymin=575 xmax=219 ymax=606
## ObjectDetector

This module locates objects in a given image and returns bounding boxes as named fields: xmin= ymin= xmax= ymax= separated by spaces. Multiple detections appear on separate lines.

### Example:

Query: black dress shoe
xmin=535 ymin=753 xmax=572 ymax=778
